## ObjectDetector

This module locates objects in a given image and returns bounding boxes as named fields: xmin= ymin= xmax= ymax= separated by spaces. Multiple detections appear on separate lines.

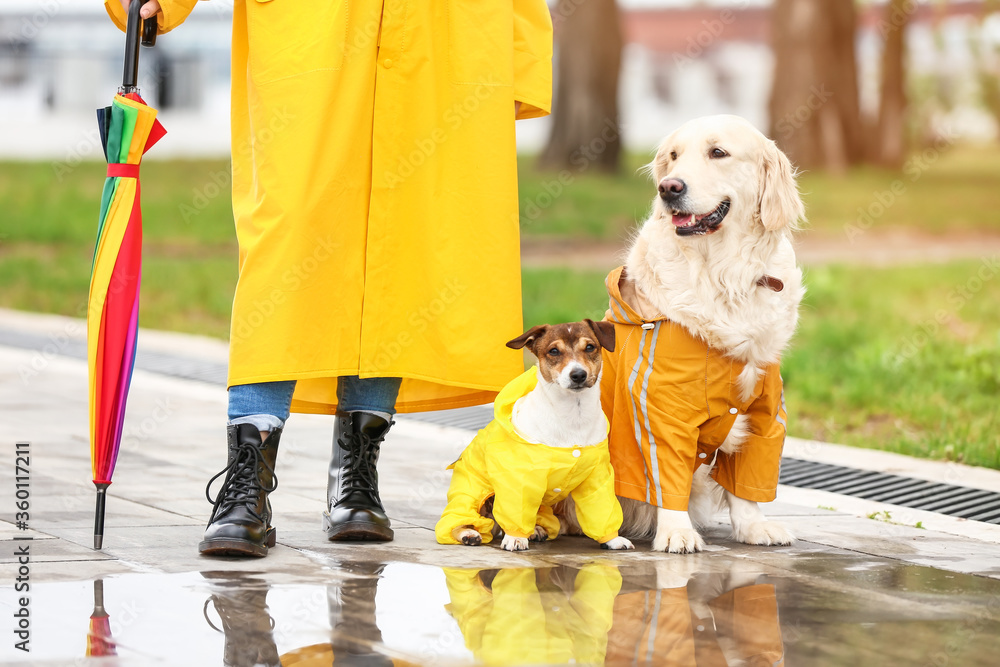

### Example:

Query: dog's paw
xmin=732 ymin=520 xmax=793 ymax=546
xmin=652 ymin=527 xmax=705 ymax=554
xmin=500 ymin=535 xmax=530 ymax=552
xmin=529 ymin=525 xmax=549 ymax=542
xmin=456 ymin=529 xmax=482 ymax=546
xmin=600 ymin=536 xmax=634 ymax=551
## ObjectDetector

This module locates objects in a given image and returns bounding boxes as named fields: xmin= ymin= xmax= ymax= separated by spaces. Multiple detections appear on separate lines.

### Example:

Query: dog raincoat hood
xmin=601 ymin=266 xmax=787 ymax=511
xmin=435 ymin=366 xmax=624 ymax=544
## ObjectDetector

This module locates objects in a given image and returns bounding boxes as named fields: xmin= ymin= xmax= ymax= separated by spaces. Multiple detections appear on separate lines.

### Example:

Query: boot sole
xmin=198 ymin=528 xmax=275 ymax=558
xmin=323 ymin=516 xmax=394 ymax=542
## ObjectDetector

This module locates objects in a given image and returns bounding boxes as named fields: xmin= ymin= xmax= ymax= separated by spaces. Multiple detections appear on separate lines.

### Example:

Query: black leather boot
xmin=199 ymin=424 xmax=281 ymax=557
xmin=323 ymin=412 xmax=393 ymax=541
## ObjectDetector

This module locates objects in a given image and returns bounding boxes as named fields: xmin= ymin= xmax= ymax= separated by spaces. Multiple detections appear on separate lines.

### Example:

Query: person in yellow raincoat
xmin=108 ymin=0 xmax=552 ymax=556
xmin=600 ymin=266 xmax=787 ymax=511
xmin=443 ymin=565 xmax=622 ymax=666
xmin=435 ymin=366 xmax=625 ymax=546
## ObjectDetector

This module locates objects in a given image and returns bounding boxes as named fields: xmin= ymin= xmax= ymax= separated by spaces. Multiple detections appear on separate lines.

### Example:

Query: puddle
xmin=2 ymin=555 xmax=999 ymax=665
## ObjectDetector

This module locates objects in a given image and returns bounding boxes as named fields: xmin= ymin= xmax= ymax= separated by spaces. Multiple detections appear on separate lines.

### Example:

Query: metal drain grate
xmin=5 ymin=325 xmax=999 ymax=524
xmin=779 ymin=458 xmax=1000 ymax=525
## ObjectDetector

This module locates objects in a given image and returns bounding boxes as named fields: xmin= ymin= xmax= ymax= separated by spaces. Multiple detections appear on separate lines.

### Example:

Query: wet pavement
xmin=2 ymin=314 xmax=1000 ymax=665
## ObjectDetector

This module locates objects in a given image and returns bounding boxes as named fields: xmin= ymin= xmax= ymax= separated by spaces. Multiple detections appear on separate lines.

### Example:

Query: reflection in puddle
xmin=86 ymin=579 xmax=117 ymax=658
xmin=203 ymin=571 xmax=282 ymax=667
xmin=278 ymin=562 xmax=398 ymax=666
xmin=440 ymin=564 xmax=782 ymax=666
xmin=4 ymin=555 xmax=999 ymax=665
xmin=190 ymin=562 xmax=783 ymax=666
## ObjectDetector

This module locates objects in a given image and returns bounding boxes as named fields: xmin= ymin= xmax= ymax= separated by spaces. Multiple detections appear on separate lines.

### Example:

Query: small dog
xmin=434 ymin=320 xmax=634 ymax=552
xmin=562 ymin=115 xmax=804 ymax=553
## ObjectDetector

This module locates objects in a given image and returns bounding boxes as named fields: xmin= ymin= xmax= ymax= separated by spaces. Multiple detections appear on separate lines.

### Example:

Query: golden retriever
xmin=561 ymin=115 xmax=805 ymax=553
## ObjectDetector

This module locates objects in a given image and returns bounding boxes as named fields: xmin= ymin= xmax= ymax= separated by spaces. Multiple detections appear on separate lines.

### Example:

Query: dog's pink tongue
xmin=671 ymin=214 xmax=694 ymax=227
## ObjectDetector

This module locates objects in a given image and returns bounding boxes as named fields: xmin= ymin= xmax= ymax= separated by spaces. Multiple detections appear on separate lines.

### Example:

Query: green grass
xmin=2 ymin=159 xmax=236 ymax=245
xmin=522 ymin=261 xmax=1000 ymax=469
xmin=0 ymin=160 xmax=239 ymax=339
xmin=2 ymin=155 xmax=999 ymax=468
xmin=788 ymin=261 xmax=1000 ymax=468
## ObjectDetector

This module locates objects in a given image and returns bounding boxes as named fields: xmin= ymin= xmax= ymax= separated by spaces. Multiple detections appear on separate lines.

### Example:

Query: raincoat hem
xmin=615 ymin=482 xmax=691 ymax=512
xmin=293 ymin=392 xmax=499 ymax=416
xmin=229 ymin=367 xmax=505 ymax=393
xmin=723 ymin=481 xmax=778 ymax=503
xmin=514 ymin=96 xmax=551 ymax=120
xmin=228 ymin=368 xmax=503 ymax=413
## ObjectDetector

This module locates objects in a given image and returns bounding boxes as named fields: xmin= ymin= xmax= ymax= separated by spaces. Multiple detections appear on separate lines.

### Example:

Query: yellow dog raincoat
xmin=436 ymin=366 xmax=624 ymax=544
xmin=601 ymin=266 xmax=787 ymax=512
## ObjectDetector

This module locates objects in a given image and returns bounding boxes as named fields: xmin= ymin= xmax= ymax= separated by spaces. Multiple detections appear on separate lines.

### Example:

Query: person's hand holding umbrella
xmin=118 ymin=0 xmax=161 ymax=21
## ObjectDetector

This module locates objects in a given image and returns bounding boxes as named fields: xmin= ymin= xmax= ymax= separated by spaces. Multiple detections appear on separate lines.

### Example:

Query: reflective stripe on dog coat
xmin=601 ymin=266 xmax=788 ymax=512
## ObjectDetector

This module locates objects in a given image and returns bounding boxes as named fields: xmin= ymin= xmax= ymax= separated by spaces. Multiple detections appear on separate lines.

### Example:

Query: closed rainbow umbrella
xmin=89 ymin=0 xmax=163 ymax=549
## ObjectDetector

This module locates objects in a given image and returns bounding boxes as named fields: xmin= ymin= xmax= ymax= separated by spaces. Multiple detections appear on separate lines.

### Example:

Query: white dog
xmin=563 ymin=115 xmax=805 ymax=553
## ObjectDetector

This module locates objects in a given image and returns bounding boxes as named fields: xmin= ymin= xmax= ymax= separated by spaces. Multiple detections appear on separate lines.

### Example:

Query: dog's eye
xmin=547 ymin=347 xmax=560 ymax=356
xmin=585 ymin=344 xmax=596 ymax=352
xmin=669 ymin=151 xmax=678 ymax=161
xmin=709 ymin=147 xmax=729 ymax=159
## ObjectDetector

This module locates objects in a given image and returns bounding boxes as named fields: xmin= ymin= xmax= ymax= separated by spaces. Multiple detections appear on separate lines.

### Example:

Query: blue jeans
xmin=228 ymin=376 xmax=402 ymax=432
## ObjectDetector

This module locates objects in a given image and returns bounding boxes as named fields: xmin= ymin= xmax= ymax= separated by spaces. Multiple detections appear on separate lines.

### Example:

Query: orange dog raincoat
xmin=600 ymin=266 xmax=787 ymax=511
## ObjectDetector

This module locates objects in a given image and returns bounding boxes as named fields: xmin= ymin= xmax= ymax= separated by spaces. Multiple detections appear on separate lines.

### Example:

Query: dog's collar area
xmin=756 ymin=276 xmax=784 ymax=292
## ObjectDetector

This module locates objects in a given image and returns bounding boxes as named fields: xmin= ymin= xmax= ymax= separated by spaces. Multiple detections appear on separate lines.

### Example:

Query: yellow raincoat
xmin=601 ymin=266 xmax=787 ymax=511
xmin=443 ymin=565 xmax=622 ymax=666
xmin=105 ymin=0 xmax=553 ymax=413
xmin=436 ymin=366 xmax=624 ymax=544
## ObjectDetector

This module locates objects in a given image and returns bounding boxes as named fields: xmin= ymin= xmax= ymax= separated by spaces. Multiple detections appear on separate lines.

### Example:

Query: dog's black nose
xmin=569 ymin=368 xmax=588 ymax=384
xmin=658 ymin=178 xmax=686 ymax=200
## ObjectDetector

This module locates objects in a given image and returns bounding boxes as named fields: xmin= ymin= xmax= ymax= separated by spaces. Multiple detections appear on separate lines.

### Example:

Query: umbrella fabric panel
xmin=88 ymin=93 xmax=162 ymax=485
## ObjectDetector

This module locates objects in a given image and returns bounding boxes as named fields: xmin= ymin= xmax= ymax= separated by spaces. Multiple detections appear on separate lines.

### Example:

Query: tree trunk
xmin=539 ymin=0 xmax=623 ymax=172
xmin=874 ymin=0 xmax=911 ymax=167
xmin=768 ymin=0 xmax=864 ymax=172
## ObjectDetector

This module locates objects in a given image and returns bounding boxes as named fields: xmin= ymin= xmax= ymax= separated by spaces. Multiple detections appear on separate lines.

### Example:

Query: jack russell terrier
xmin=435 ymin=320 xmax=634 ymax=552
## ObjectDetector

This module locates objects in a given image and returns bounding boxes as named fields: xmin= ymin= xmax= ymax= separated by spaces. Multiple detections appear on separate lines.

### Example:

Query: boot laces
xmin=206 ymin=441 xmax=277 ymax=523
xmin=338 ymin=430 xmax=383 ymax=502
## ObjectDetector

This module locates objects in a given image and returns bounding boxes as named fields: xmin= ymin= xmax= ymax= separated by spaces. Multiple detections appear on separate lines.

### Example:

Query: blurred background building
xmin=0 ymin=0 xmax=231 ymax=158
xmin=0 ymin=0 xmax=998 ymax=159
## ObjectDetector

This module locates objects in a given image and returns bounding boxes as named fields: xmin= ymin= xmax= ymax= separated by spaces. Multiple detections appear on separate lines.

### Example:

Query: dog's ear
xmin=584 ymin=319 xmax=616 ymax=352
xmin=758 ymin=140 xmax=805 ymax=232
xmin=506 ymin=325 xmax=548 ymax=352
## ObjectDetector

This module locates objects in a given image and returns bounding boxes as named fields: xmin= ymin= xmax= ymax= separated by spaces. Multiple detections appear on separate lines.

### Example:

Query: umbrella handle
xmin=122 ymin=0 xmax=157 ymax=93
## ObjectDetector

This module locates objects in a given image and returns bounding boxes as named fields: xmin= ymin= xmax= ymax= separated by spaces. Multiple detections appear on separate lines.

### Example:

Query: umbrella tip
xmin=94 ymin=534 xmax=104 ymax=550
